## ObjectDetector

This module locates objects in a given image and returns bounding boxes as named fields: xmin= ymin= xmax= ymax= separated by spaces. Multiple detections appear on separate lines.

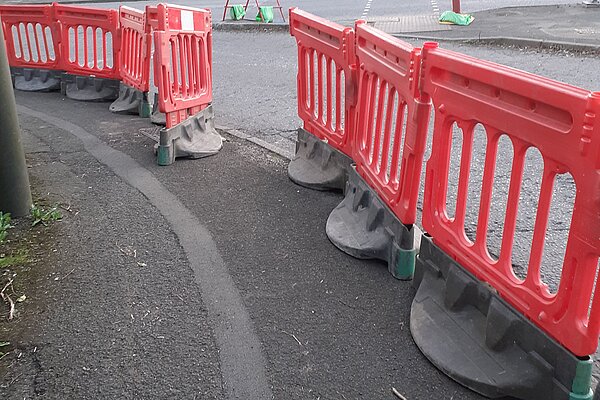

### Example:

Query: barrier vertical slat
xmin=420 ymin=44 xmax=600 ymax=356
xmin=24 ymin=23 xmax=33 ymax=61
xmin=454 ymin=123 xmax=473 ymax=231
xmin=379 ymin=88 xmax=393 ymax=180
xmin=526 ymin=166 xmax=554 ymax=287
xmin=474 ymin=130 xmax=499 ymax=257
xmin=32 ymin=27 xmax=42 ymax=61
xmin=93 ymin=27 xmax=99 ymax=69
xmin=42 ymin=29 xmax=51 ymax=62
xmin=499 ymin=145 xmax=525 ymax=275
xmin=309 ymin=49 xmax=315 ymax=116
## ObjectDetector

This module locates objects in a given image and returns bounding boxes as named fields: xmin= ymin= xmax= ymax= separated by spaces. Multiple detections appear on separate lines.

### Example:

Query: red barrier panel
xmin=54 ymin=4 xmax=120 ymax=80
xmin=289 ymin=8 xmax=356 ymax=157
xmin=0 ymin=4 xmax=61 ymax=70
xmin=420 ymin=44 xmax=600 ymax=356
xmin=352 ymin=22 xmax=431 ymax=225
xmin=153 ymin=4 xmax=213 ymax=128
xmin=118 ymin=6 xmax=150 ymax=92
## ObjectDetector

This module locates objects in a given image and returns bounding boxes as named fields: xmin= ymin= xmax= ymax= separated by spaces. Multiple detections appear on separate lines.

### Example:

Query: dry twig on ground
xmin=281 ymin=329 xmax=303 ymax=346
xmin=1 ymin=278 xmax=16 ymax=320
xmin=392 ymin=387 xmax=407 ymax=400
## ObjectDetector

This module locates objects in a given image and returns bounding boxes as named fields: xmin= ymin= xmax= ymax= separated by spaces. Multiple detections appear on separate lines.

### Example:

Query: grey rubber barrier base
xmin=11 ymin=67 xmax=62 ymax=92
xmin=411 ymin=234 xmax=593 ymax=400
xmin=288 ymin=128 xmax=353 ymax=191
xmin=61 ymin=74 xmax=119 ymax=102
xmin=151 ymin=92 xmax=167 ymax=126
xmin=156 ymin=104 xmax=223 ymax=166
xmin=326 ymin=165 xmax=416 ymax=280
xmin=109 ymin=82 xmax=151 ymax=117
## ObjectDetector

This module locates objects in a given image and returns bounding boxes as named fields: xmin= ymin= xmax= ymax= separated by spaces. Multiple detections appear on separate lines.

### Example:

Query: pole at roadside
xmin=452 ymin=0 xmax=461 ymax=13
xmin=0 ymin=19 xmax=32 ymax=217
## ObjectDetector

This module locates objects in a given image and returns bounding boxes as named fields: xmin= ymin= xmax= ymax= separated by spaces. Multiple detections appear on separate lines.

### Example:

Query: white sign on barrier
xmin=181 ymin=10 xmax=194 ymax=31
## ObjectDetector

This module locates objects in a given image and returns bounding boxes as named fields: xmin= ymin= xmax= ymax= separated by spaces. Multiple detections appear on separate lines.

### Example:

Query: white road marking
xmin=430 ymin=0 xmax=440 ymax=16
xmin=361 ymin=0 xmax=374 ymax=19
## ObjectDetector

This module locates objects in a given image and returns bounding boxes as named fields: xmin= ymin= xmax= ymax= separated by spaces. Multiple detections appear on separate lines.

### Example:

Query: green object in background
xmin=256 ymin=6 xmax=274 ymax=23
xmin=439 ymin=10 xmax=475 ymax=26
xmin=230 ymin=4 xmax=246 ymax=20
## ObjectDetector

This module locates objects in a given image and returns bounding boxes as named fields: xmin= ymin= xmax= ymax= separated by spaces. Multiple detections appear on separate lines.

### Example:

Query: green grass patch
xmin=0 ymin=212 xmax=12 ymax=243
xmin=31 ymin=204 xmax=62 ymax=227
xmin=0 ymin=249 xmax=30 ymax=268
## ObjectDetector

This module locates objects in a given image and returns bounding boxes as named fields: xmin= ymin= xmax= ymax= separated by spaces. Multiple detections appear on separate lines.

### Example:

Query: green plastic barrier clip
xmin=256 ymin=6 xmax=274 ymax=23
xmin=230 ymin=5 xmax=246 ymax=20
xmin=439 ymin=10 xmax=474 ymax=26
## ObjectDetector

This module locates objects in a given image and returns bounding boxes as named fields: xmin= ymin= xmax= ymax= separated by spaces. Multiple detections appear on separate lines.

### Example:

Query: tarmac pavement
xmin=1 ymin=106 xmax=225 ymax=399
xmin=2 ymin=1 xmax=600 ymax=399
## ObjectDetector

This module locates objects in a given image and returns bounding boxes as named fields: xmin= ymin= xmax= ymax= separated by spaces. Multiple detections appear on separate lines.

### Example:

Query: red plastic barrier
xmin=153 ymin=4 xmax=213 ymax=128
xmin=289 ymin=8 xmax=356 ymax=157
xmin=118 ymin=6 xmax=150 ymax=92
xmin=420 ymin=43 xmax=600 ymax=356
xmin=0 ymin=4 xmax=61 ymax=70
xmin=352 ymin=21 xmax=431 ymax=225
xmin=54 ymin=4 xmax=120 ymax=80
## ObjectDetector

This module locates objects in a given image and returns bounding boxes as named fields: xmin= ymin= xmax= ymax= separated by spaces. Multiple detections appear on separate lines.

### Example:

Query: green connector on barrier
xmin=391 ymin=246 xmax=416 ymax=280
xmin=139 ymin=99 xmax=152 ymax=118
xmin=570 ymin=358 xmax=593 ymax=400
xmin=157 ymin=145 xmax=172 ymax=166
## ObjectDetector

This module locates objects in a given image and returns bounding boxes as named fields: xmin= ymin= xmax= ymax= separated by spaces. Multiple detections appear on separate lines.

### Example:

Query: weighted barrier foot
xmin=61 ymin=74 xmax=119 ymax=102
xmin=109 ymin=83 xmax=150 ymax=117
xmin=151 ymin=92 xmax=167 ymax=126
xmin=288 ymin=128 xmax=353 ymax=191
xmin=11 ymin=67 xmax=61 ymax=92
xmin=326 ymin=165 xmax=416 ymax=280
xmin=411 ymin=235 xmax=593 ymax=400
xmin=156 ymin=105 xmax=223 ymax=166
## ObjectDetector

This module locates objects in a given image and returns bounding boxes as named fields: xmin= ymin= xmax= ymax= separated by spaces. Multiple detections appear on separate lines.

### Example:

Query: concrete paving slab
xmin=367 ymin=14 xmax=451 ymax=33
xmin=394 ymin=4 xmax=600 ymax=51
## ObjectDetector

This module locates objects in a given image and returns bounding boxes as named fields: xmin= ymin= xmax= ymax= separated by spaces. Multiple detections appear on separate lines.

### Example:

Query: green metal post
xmin=0 ymin=19 xmax=32 ymax=216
